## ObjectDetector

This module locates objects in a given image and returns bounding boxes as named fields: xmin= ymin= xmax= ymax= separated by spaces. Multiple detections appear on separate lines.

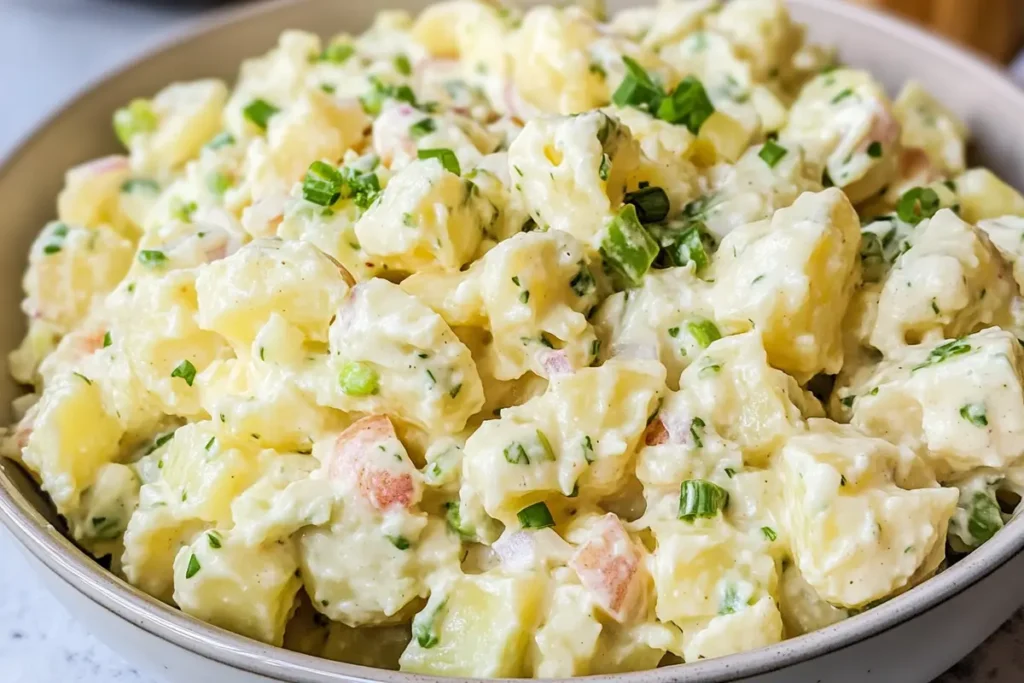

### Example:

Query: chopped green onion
xmin=409 ymin=118 xmax=436 ymax=138
xmin=418 ymin=148 xmax=461 ymax=176
xmin=504 ymin=442 xmax=529 ymax=465
xmin=897 ymin=187 xmax=940 ymax=225
xmin=599 ymin=204 xmax=660 ymax=286
xmin=598 ymin=153 xmax=611 ymax=181
xmin=394 ymin=54 xmax=412 ymax=76
xmin=321 ymin=41 xmax=355 ymax=64
xmin=866 ymin=141 xmax=883 ymax=158
xmin=519 ymin=290 xmax=530 ymax=304
xmin=171 ymin=360 xmax=197 ymax=386
xmin=449 ymin=383 xmax=462 ymax=399
xmin=302 ymin=161 xmax=344 ymax=206
xmin=687 ymin=318 xmax=721 ymax=348
xmin=689 ymin=417 xmax=705 ymax=448
xmin=242 ymin=99 xmax=279 ymax=131
xmin=113 ymin=98 xmax=158 ymax=146
xmin=73 ymin=372 xmax=92 ymax=385
xmin=171 ymin=199 xmax=197 ymax=223
xmin=360 ymin=76 xmax=417 ymax=115
xmin=411 ymin=597 xmax=447 ymax=649
xmin=43 ymin=244 xmax=62 ymax=255
xmin=611 ymin=56 xmax=663 ymax=111
xmin=624 ymin=186 xmax=670 ymax=223
xmin=388 ymin=535 xmax=411 ymax=550
xmin=967 ymin=490 xmax=1003 ymax=545
xmin=517 ymin=501 xmax=555 ymax=529
xmin=761 ymin=526 xmax=777 ymax=541
xmin=959 ymin=403 xmax=988 ymax=427
xmin=137 ymin=249 xmax=167 ymax=266
xmin=911 ymin=338 xmax=971 ymax=372
xmin=185 ymin=553 xmax=201 ymax=579
xmin=758 ymin=140 xmax=788 ymax=168
xmin=207 ymin=532 xmax=222 ymax=549
xmin=338 ymin=361 xmax=380 ymax=396
xmin=662 ymin=225 xmax=710 ymax=272
xmin=657 ymin=75 xmax=715 ymax=134
xmin=582 ymin=435 xmax=595 ymax=463
xmin=831 ymin=88 xmax=854 ymax=104
xmin=678 ymin=479 xmax=729 ymax=521
xmin=204 ymin=437 xmax=215 ymax=451
xmin=102 ymin=331 xmax=112 ymax=348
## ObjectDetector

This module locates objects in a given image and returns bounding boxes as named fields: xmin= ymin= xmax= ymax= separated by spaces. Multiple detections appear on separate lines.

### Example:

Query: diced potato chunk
xmin=711 ymin=188 xmax=861 ymax=381
xmin=195 ymin=239 xmax=351 ymax=350
xmin=399 ymin=572 xmax=544 ymax=677
xmin=508 ymin=111 xmax=641 ymax=247
xmin=869 ymin=209 xmax=1014 ymax=354
xmin=313 ymin=278 xmax=484 ymax=435
xmin=460 ymin=360 xmax=664 ymax=524
xmin=850 ymin=328 xmax=1024 ymax=479
xmin=21 ymin=372 xmax=124 ymax=512
xmin=778 ymin=421 xmax=958 ymax=607
xmin=172 ymin=532 xmax=302 ymax=645
xmin=354 ymin=159 xmax=492 ymax=273
xmin=955 ymin=168 xmax=1024 ymax=224
xmin=403 ymin=230 xmax=600 ymax=381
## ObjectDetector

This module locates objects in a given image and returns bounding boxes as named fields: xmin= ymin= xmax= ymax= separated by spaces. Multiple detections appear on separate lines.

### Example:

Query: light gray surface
xmin=0 ymin=1 xmax=1023 ymax=682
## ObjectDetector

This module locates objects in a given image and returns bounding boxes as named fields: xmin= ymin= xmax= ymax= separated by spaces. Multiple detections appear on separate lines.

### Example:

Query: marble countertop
xmin=1 ymin=1 xmax=1023 ymax=681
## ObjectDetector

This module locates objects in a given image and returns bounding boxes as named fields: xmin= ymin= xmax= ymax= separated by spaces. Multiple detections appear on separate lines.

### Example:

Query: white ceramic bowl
xmin=2 ymin=1 xmax=1024 ymax=681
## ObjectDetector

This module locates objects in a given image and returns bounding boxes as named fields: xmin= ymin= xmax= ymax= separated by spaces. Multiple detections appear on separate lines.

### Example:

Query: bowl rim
xmin=3 ymin=0 xmax=1024 ymax=681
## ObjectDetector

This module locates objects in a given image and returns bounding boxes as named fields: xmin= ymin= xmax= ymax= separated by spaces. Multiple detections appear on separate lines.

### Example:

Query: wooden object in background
xmin=853 ymin=0 xmax=1024 ymax=63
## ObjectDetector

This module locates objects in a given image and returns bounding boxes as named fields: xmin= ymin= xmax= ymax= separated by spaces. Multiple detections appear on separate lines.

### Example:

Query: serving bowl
xmin=2 ymin=1 xmax=1024 ymax=681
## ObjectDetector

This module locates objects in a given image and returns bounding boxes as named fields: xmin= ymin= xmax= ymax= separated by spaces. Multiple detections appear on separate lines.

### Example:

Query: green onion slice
xmin=517 ymin=501 xmax=555 ymax=529
xmin=678 ymin=479 xmax=729 ymax=521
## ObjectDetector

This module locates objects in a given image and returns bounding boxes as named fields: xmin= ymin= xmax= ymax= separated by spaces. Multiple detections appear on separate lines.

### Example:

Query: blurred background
xmin=1 ymin=0 xmax=1022 ymax=157
xmin=0 ymin=0 xmax=1022 ymax=129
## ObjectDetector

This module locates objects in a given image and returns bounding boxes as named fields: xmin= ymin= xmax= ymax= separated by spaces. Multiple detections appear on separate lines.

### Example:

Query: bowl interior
xmin=2 ymin=1 xmax=1024 ymax=682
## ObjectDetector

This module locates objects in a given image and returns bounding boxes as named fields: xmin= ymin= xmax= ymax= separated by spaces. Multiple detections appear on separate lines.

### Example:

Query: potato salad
xmin=6 ymin=0 xmax=1024 ymax=677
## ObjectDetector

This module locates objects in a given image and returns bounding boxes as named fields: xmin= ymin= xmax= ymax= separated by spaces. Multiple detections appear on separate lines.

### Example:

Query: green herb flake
xmin=137 ymin=250 xmax=167 ymax=266
xmin=170 ymin=360 xmax=197 ymax=386
xmin=761 ymin=526 xmax=777 ymax=541
xmin=242 ymin=98 xmax=280 ymax=131
xmin=207 ymin=532 xmax=222 ymax=549
xmin=185 ymin=553 xmax=201 ymax=579
xmin=388 ymin=535 xmax=411 ymax=550
xmin=758 ymin=140 xmax=788 ymax=168
xmin=687 ymin=318 xmax=721 ymax=348
xmin=394 ymin=54 xmax=412 ymax=76
xmin=831 ymin=88 xmax=854 ymax=105
xmin=866 ymin=141 xmax=883 ymax=158
xmin=409 ymin=118 xmax=436 ymax=138
xmin=418 ymin=148 xmax=461 ymax=176
xmin=911 ymin=338 xmax=971 ymax=372
xmin=503 ymin=442 xmax=529 ymax=465
xmin=959 ymin=403 xmax=988 ymax=427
